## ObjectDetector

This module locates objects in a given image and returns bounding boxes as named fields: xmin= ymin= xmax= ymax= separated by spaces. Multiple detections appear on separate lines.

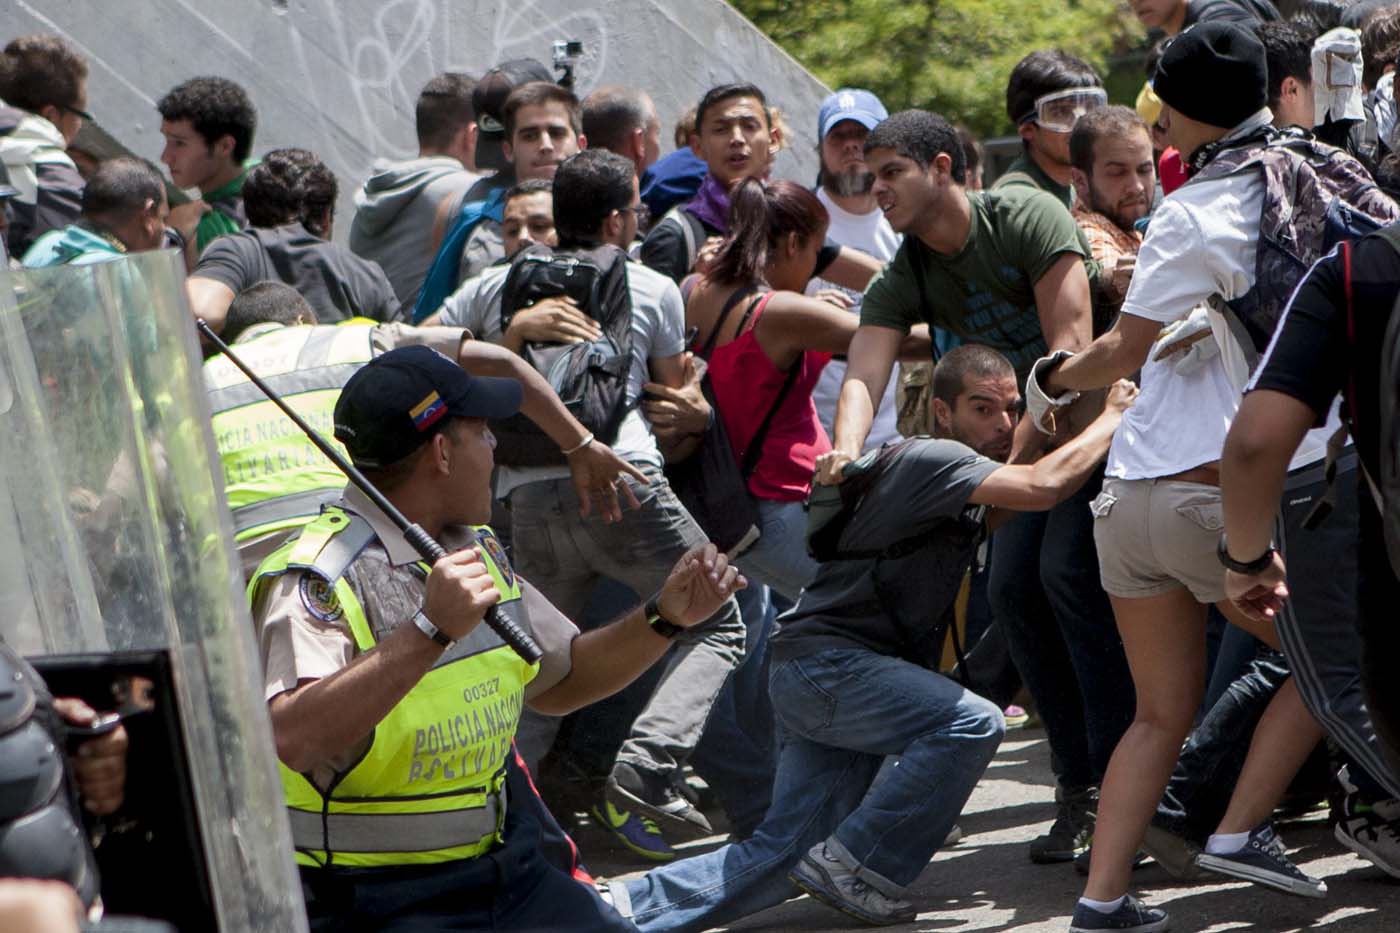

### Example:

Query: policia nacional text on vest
xmin=251 ymin=508 xmax=538 ymax=868
xmin=205 ymin=322 xmax=377 ymax=547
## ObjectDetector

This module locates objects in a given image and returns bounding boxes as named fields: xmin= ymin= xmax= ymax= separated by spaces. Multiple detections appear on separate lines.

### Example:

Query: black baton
xmin=198 ymin=318 xmax=543 ymax=663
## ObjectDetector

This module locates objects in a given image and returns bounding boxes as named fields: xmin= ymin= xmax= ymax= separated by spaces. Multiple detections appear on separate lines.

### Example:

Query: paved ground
xmin=582 ymin=728 xmax=1400 ymax=932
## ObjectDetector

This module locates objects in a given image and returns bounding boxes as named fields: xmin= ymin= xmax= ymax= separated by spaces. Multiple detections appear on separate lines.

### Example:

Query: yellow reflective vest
xmin=251 ymin=507 xmax=538 ymax=868
xmin=205 ymin=323 xmax=375 ymax=543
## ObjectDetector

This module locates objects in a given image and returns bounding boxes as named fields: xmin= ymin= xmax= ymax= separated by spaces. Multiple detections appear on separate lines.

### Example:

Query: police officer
xmin=205 ymin=281 xmax=645 ymax=577
xmin=248 ymin=346 xmax=742 ymax=931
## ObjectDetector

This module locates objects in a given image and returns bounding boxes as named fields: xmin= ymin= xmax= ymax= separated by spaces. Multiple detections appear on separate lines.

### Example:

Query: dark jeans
xmin=1155 ymin=649 xmax=1291 ymax=843
xmin=958 ymin=556 xmax=1022 ymax=709
xmin=988 ymin=468 xmax=1134 ymax=789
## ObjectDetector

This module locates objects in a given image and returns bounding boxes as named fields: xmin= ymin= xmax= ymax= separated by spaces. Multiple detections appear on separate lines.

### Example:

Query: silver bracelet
xmin=562 ymin=432 xmax=595 ymax=456
xmin=410 ymin=608 xmax=453 ymax=648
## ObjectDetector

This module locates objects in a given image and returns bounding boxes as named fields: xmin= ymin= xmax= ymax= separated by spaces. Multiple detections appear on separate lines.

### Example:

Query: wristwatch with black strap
xmin=409 ymin=607 xmax=454 ymax=648
xmin=1216 ymin=535 xmax=1277 ymax=575
xmin=643 ymin=594 xmax=685 ymax=640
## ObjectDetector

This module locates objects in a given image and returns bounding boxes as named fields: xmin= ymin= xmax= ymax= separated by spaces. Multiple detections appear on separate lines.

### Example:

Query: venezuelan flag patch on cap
xmin=410 ymin=390 xmax=447 ymax=431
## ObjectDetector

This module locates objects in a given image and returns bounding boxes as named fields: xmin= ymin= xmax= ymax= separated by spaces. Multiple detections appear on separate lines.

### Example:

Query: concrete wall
xmin=2 ymin=0 xmax=830 ymax=239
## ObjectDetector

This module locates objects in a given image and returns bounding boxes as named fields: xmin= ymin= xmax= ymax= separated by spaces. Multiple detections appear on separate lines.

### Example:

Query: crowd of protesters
xmin=3 ymin=0 xmax=1400 ymax=930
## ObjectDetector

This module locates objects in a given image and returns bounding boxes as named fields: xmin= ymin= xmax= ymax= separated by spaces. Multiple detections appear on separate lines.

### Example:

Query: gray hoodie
xmin=349 ymin=156 xmax=480 ymax=309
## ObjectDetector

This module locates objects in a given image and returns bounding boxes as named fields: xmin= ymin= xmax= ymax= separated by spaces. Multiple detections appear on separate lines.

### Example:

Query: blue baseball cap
xmin=817 ymin=88 xmax=888 ymax=141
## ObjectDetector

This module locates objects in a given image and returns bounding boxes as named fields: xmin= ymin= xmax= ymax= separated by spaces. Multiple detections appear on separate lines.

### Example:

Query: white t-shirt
xmin=438 ymin=258 xmax=686 ymax=495
xmin=806 ymin=188 xmax=903 ymax=450
xmin=1107 ymin=314 xmax=1239 ymax=480
xmin=1116 ymin=152 xmax=1337 ymax=474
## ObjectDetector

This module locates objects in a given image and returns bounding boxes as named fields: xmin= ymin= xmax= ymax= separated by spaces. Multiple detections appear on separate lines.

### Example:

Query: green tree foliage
xmin=732 ymin=0 xmax=1145 ymax=138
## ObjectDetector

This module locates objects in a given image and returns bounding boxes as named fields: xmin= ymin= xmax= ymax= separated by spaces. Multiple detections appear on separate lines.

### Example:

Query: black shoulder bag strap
xmin=905 ymin=238 xmax=942 ymax=366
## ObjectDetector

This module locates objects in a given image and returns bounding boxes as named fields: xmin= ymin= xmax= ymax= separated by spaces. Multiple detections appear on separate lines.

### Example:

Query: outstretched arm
xmin=970 ymin=379 xmax=1137 ymax=520
xmin=457 ymin=340 xmax=645 ymax=521
xmin=1043 ymin=311 xmax=1161 ymax=394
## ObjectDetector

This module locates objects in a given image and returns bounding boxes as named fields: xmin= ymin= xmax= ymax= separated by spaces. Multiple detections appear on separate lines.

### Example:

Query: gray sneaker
xmin=605 ymin=762 xmax=713 ymax=841
xmin=1196 ymin=823 xmax=1327 ymax=898
xmin=789 ymin=842 xmax=918 ymax=926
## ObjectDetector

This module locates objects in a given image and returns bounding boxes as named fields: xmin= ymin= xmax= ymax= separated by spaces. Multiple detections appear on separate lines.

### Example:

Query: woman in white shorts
xmin=1082 ymin=310 xmax=1326 ymax=911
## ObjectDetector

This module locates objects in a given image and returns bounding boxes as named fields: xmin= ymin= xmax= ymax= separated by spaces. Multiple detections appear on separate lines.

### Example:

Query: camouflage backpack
xmin=1191 ymin=127 xmax=1400 ymax=363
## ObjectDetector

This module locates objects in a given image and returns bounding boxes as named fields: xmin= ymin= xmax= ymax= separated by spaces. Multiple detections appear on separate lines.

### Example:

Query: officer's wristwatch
xmin=1216 ymin=535 xmax=1277 ymax=575
xmin=409 ymin=608 xmax=454 ymax=648
xmin=643 ymin=595 xmax=684 ymax=640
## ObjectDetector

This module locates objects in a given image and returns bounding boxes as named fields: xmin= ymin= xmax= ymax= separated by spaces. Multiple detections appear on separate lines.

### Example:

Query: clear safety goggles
xmin=1019 ymin=87 xmax=1108 ymax=133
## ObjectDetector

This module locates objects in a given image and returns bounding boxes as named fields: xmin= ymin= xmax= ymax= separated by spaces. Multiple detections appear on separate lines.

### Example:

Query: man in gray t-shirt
xmin=620 ymin=346 xmax=1137 ymax=931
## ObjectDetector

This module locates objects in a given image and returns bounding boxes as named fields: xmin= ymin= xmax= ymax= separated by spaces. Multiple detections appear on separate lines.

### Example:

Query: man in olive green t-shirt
xmin=816 ymin=109 xmax=1133 ymax=868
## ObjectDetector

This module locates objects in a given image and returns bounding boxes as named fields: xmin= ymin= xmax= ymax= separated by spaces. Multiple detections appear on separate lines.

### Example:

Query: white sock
xmin=1078 ymin=895 xmax=1125 ymax=914
xmin=1205 ymin=831 xmax=1249 ymax=855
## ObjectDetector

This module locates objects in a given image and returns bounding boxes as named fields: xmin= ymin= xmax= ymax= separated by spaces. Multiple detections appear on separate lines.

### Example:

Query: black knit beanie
xmin=1153 ymin=22 xmax=1268 ymax=130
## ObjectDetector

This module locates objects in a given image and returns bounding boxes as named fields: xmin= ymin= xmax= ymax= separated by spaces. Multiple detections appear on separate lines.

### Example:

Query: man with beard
xmin=1068 ymin=106 xmax=1156 ymax=313
xmin=825 ymin=109 xmax=1135 ymax=868
xmin=614 ymin=345 xmax=1137 ymax=931
xmin=806 ymin=88 xmax=903 ymax=448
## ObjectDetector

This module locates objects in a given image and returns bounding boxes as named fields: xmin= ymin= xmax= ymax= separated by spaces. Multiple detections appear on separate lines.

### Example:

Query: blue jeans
xmin=619 ymin=648 xmax=1003 ymax=932
xmin=988 ymin=469 xmax=1134 ymax=789
xmin=736 ymin=498 xmax=818 ymax=602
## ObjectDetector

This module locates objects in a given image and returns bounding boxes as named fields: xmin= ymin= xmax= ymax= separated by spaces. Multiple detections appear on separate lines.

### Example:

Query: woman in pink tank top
xmin=676 ymin=179 xmax=928 ymax=599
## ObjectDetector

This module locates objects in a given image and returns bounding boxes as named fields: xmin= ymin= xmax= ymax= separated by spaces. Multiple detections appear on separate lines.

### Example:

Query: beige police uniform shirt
xmin=252 ymin=484 xmax=577 ymax=790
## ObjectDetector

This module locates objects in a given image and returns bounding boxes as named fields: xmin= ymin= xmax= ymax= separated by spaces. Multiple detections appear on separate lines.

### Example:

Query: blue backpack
xmin=412 ymin=186 xmax=506 ymax=322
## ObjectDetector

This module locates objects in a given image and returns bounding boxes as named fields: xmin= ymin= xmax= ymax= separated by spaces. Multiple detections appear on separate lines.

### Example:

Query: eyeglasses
xmin=618 ymin=204 xmax=651 ymax=226
xmin=63 ymin=103 xmax=95 ymax=124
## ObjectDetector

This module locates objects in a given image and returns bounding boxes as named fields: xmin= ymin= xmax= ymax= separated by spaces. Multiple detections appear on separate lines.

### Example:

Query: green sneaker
xmin=592 ymin=800 xmax=675 ymax=862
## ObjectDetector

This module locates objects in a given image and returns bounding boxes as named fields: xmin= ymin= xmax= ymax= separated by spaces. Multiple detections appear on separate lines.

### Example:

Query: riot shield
xmin=0 ymin=250 xmax=306 ymax=931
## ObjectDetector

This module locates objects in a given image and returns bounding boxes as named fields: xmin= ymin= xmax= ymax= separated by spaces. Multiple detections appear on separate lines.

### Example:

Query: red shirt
xmin=701 ymin=292 xmax=832 ymax=501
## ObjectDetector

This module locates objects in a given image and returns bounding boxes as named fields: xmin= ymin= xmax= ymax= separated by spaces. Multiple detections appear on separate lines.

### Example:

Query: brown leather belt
xmin=1159 ymin=464 xmax=1220 ymax=486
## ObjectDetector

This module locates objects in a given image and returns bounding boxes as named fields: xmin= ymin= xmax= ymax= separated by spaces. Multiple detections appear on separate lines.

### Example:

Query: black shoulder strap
xmin=696 ymin=285 xmax=757 ymax=360
xmin=740 ymin=349 xmax=802 ymax=478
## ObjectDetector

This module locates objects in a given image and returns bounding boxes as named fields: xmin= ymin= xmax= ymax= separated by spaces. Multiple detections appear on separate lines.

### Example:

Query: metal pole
xmin=198 ymin=319 xmax=542 ymax=663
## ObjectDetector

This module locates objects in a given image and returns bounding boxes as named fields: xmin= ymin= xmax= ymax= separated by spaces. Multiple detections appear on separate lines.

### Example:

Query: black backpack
xmin=492 ymin=243 xmax=635 ymax=466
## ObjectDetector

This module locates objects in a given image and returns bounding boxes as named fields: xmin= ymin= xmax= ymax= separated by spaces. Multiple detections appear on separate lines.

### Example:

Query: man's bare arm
xmin=1033 ymin=252 xmax=1094 ymax=353
xmin=832 ymin=325 xmax=903 ymax=455
xmin=457 ymin=340 xmax=645 ymax=520
xmin=819 ymin=246 xmax=883 ymax=293
xmin=972 ymin=380 xmax=1136 ymax=518
xmin=187 ymin=276 xmax=236 ymax=332
xmin=1221 ymin=389 xmax=1315 ymax=561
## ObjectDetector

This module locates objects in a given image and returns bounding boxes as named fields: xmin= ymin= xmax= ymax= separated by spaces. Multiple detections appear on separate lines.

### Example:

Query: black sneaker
xmin=1068 ymin=895 xmax=1168 ymax=932
xmin=1196 ymin=823 xmax=1327 ymax=898
xmin=1032 ymin=785 xmax=1097 ymax=864
xmin=606 ymin=762 xmax=713 ymax=840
